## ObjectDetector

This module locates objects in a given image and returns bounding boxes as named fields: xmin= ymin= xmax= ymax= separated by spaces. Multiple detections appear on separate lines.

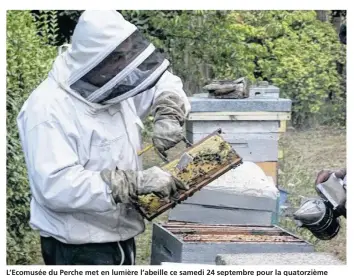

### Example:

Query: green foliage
xmin=33 ymin=10 xmax=59 ymax=45
xmin=31 ymin=10 xmax=83 ymax=46
xmin=236 ymin=11 xmax=345 ymax=127
xmin=7 ymin=10 xmax=56 ymax=264
xmin=143 ymin=10 xmax=345 ymax=127
xmin=58 ymin=10 xmax=83 ymax=21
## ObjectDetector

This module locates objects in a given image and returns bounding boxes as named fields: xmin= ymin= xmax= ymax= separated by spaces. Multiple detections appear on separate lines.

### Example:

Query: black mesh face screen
xmin=98 ymin=49 xmax=166 ymax=103
xmin=80 ymin=31 xmax=150 ymax=88
xmin=70 ymin=30 xmax=168 ymax=103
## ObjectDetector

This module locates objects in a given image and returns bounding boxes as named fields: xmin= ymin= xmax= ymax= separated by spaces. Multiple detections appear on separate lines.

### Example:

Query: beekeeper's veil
xmin=50 ymin=10 xmax=170 ymax=105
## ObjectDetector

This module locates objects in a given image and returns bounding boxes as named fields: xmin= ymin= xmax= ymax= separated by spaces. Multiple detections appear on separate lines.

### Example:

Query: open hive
xmin=150 ymin=222 xmax=314 ymax=264
xmin=135 ymin=129 xmax=243 ymax=220
xmin=162 ymin=222 xmax=306 ymax=243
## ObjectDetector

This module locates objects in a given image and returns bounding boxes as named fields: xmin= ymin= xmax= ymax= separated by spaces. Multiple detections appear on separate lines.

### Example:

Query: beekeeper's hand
xmin=100 ymin=166 xmax=178 ymax=204
xmin=315 ymin=168 xmax=346 ymax=185
xmin=152 ymin=119 xmax=184 ymax=158
xmin=151 ymin=93 xmax=186 ymax=157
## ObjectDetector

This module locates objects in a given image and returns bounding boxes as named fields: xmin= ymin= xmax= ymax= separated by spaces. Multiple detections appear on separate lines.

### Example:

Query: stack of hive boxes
xmin=185 ymin=82 xmax=292 ymax=185
xmin=148 ymin=83 xmax=297 ymax=265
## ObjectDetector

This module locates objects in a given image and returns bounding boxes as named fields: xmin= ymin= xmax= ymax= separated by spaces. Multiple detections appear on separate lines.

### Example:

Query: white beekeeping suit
xmin=17 ymin=10 xmax=191 ymax=249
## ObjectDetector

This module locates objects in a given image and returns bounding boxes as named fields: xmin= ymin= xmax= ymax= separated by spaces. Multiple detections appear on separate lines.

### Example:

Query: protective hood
xmin=49 ymin=10 xmax=170 ymax=107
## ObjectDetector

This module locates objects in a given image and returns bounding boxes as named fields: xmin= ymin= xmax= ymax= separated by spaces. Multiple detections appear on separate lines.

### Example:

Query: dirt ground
xmin=135 ymin=127 xmax=346 ymax=264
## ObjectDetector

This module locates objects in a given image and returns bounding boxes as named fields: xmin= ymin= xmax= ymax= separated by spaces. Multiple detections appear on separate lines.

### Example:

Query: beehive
xmin=186 ymin=83 xmax=292 ymax=184
xmin=134 ymin=129 xmax=242 ymax=220
xmin=150 ymin=222 xmax=314 ymax=265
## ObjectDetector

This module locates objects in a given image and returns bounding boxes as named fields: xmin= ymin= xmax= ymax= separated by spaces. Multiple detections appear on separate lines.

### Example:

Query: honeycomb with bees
xmin=134 ymin=129 xmax=243 ymax=220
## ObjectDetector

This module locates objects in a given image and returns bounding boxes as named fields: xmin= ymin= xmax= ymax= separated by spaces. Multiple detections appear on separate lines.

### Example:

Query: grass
xmin=26 ymin=127 xmax=346 ymax=265
xmin=277 ymin=126 xmax=346 ymax=263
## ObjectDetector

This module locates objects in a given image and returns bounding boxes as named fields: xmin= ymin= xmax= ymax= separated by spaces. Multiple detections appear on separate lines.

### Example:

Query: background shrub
xmin=143 ymin=11 xmax=346 ymax=127
xmin=6 ymin=10 xmax=56 ymax=264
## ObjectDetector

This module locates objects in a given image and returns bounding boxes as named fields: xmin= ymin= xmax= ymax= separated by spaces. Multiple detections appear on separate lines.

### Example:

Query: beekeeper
xmin=17 ymin=10 xmax=190 ymax=265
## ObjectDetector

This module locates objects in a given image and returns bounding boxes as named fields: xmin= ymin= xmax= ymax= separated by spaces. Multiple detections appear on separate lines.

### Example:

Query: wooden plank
xmin=256 ymin=162 xmax=277 ymax=185
xmin=171 ymin=189 xmax=277 ymax=211
xmin=186 ymin=121 xmax=280 ymax=134
xmin=187 ymin=132 xmax=279 ymax=142
xmin=168 ymin=204 xmax=273 ymax=226
xmin=188 ymin=111 xmax=291 ymax=117
xmin=188 ymin=112 xmax=291 ymax=121
xmin=278 ymin=121 xmax=285 ymax=160
xmin=278 ymin=120 xmax=287 ymax=133
xmin=150 ymin=223 xmax=183 ymax=264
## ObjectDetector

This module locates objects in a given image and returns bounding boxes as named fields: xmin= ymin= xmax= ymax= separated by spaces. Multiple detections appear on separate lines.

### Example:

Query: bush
xmin=146 ymin=11 xmax=346 ymax=127
xmin=237 ymin=11 xmax=345 ymax=127
xmin=7 ymin=10 xmax=56 ymax=264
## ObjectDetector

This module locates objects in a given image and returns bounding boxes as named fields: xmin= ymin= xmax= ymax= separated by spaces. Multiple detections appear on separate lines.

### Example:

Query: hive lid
xmin=189 ymin=95 xmax=292 ymax=113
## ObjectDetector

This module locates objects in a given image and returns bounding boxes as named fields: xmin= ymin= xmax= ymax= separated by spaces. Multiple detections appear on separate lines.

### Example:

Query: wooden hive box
xmin=186 ymin=84 xmax=292 ymax=185
xmin=150 ymin=222 xmax=314 ymax=265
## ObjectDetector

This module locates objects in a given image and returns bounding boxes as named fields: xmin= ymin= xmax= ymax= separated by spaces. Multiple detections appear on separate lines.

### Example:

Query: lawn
xmin=277 ymin=127 xmax=346 ymax=263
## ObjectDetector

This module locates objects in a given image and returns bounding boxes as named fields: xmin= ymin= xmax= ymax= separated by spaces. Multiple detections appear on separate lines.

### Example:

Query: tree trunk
xmin=332 ymin=15 xmax=342 ymax=34
xmin=316 ymin=10 xmax=329 ymax=22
